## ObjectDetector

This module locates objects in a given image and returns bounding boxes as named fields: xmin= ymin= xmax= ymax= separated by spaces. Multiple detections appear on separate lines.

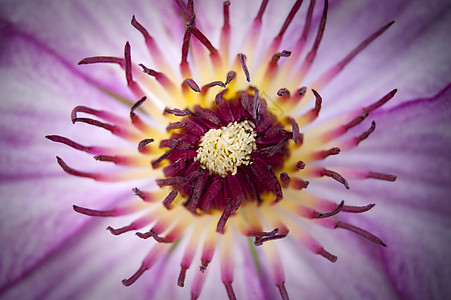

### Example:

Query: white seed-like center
xmin=195 ymin=120 xmax=257 ymax=177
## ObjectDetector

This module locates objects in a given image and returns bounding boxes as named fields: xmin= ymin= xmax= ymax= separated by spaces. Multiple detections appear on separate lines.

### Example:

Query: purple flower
xmin=1 ymin=0 xmax=450 ymax=299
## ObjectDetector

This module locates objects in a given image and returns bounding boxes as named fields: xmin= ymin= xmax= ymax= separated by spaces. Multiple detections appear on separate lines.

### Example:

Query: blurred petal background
xmin=0 ymin=0 xmax=450 ymax=299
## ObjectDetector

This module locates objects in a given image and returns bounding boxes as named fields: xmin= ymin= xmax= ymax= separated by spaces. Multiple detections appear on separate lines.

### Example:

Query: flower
xmin=1 ymin=0 xmax=451 ymax=299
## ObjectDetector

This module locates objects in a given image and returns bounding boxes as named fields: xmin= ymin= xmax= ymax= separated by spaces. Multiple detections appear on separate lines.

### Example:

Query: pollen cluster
xmin=195 ymin=120 xmax=257 ymax=177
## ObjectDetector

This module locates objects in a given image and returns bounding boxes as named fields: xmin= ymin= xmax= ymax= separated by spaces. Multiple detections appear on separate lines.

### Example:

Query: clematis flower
xmin=1 ymin=0 xmax=450 ymax=299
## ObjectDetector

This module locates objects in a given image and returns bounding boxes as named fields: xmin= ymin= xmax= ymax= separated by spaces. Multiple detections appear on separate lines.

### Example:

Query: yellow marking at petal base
xmin=100 ymin=168 xmax=160 ymax=182
xmin=235 ymin=203 xmax=263 ymax=235
xmin=134 ymin=68 xmax=178 ymax=108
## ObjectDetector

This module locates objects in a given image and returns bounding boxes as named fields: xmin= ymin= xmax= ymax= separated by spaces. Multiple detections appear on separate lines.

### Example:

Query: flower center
xmin=196 ymin=120 xmax=257 ymax=177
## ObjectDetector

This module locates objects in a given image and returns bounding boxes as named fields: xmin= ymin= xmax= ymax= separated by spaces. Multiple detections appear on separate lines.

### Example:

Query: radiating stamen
xmin=312 ymin=200 xmax=344 ymax=218
xmin=239 ymin=53 xmax=250 ymax=82
xmin=78 ymin=56 xmax=124 ymax=67
xmin=152 ymin=138 xmax=183 ymax=168
xmin=313 ymin=21 xmax=395 ymax=90
xmin=342 ymin=203 xmax=375 ymax=213
xmin=335 ymin=221 xmax=387 ymax=247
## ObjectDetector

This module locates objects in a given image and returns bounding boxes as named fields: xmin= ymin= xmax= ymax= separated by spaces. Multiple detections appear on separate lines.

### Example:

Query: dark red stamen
xmin=167 ymin=122 xmax=187 ymax=130
xmin=78 ymin=56 xmax=124 ymax=67
xmin=181 ymin=27 xmax=192 ymax=65
xmin=215 ymin=88 xmax=228 ymax=105
xmin=304 ymin=0 xmax=328 ymax=65
xmin=72 ymin=117 xmax=116 ymax=133
xmin=277 ymin=88 xmax=290 ymax=97
xmin=337 ymin=21 xmax=395 ymax=70
xmin=317 ymin=247 xmax=337 ymax=262
xmin=296 ymin=161 xmax=306 ymax=169
xmin=122 ymin=264 xmax=147 ymax=287
xmin=335 ymin=221 xmax=387 ymax=247
xmin=124 ymin=42 xmax=133 ymax=86
xmin=152 ymin=138 xmax=183 ymax=168
xmin=363 ymin=89 xmax=397 ymax=114
xmin=311 ymin=89 xmax=323 ymax=116
xmin=200 ymin=81 xmax=226 ymax=95
xmin=300 ymin=0 xmax=316 ymax=41
xmin=164 ymin=107 xmax=191 ymax=117
xmin=270 ymin=50 xmax=291 ymax=65
xmin=199 ymin=176 xmax=223 ymax=212
xmin=163 ymin=190 xmax=178 ymax=209
xmin=132 ymin=187 xmax=151 ymax=201
xmin=46 ymin=135 xmax=93 ymax=153
xmin=280 ymin=172 xmax=291 ymax=188
xmin=342 ymin=203 xmax=375 ymax=213
xmin=268 ymin=166 xmax=283 ymax=202
xmin=343 ymin=113 xmax=369 ymax=132
xmin=290 ymin=117 xmax=300 ymax=144
xmin=355 ymin=121 xmax=376 ymax=145
xmin=316 ymin=147 xmax=340 ymax=159
xmin=190 ymin=26 xmax=218 ymax=55
xmin=71 ymin=105 xmax=108 ymax=124
xmin=223 ymin=282 xmax=237 ymax=300
xmin=225 ymin=71 xmax=236 ymax=85
xmin=223 ymin=1 xmax=231 ymax=29
xmin=138 ymin=138 xmax=154 ymax=153
xmin=312 ymin=200 xmax=344 ymax=218
xmin=320 ymin=169 xmax=350 ymax=189
xmin=367 ymin=172 xmax=397 ymax=182
xmin=73 ymin=205 xmax=115 ymax=217
xmin=56 ymin=156 xmax=97 ymax=180
xmin=156 ymin=176 xmax=187 ymax=188
xmin=275 ymin=0 xmax=304 ymax=40
xmin=182 ymin=78 xmax=201 ymax=92
xmin=136 ymin=229 xmax=172 ymax=243
xmin=277 ymin=283 xmax=289 ymax=300
xmin=254 ymin=0 xmax=269 ymax=22
xmin=177 ymin=266 xmax=188 ymax=287
xmin=239 ymin=53 xmax=250 ymax=82
xmin=130 ymin=96 xmax=146 ymax=117
xmin=217 ymin=199 xmax=239 ymax=234
xmin=107 ymin=224 xmax=135 ymax=235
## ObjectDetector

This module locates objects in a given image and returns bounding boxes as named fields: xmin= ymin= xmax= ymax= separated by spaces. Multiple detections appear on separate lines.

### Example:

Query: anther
xmin=355 ymin=121 xmax=376 ymax=145
xmin=317 ymin=248 xmax=337 ymax=262
xmin=296 ymin=161 xmax=306 ymax=169
xmin=239 ymin=53 xmax=250 ymax=82
xmin=163 ymin=190 xmax=178 ymax=209
xmin=280 ymin=172 xmax=291 ymax=188
xmin=225 ymin=71 xmax=236 ymax=85
xmin=342 ymin=203 xmax=375 ymax=213
xmin=277 ymin=88 xmax=290 ymax=97
xmin=363 ymin=89 xmax=397 ymax=114
xmin=320 ymin=169 xmax=350 ymax=189
xmin=312 ymin=200 xmax=344 ymax=218
xmin=290 ymin=117 xmax=301 ymax=144
xmin=215 ymin=89 xmax=228 ymax=105
xmin=138 ymin=138 xmax=154 ymax=152
xmin=182 ymin=78 xmax=201 ymax=92
xmin=270 ymin=50 xmax=291 ymax=65
xmin=73 ymin=205 xmax=115 ymax=217
xmin=164 ymin=107 xmax=191 ymax=117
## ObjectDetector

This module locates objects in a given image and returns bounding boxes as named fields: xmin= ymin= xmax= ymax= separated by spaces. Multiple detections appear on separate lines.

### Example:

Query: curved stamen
xmin=78 ymin=56 xmax=124 ymax=67
xmin=319 ymin=168 xmax=350 ymax=189
xmin=182 ymin=78 xmax=201 ymax=93
xmin=312 ymin=200 xmax=344 ymax=218
xmin=239 ymin=53 xmax=250 ymax=82
xmin=335 ymin=221 xmax=387 ymax=247
xmin=152 ymin=138 xmax=183 ymax=168
xmin=342 ymin=203 xmax=375 ymax=213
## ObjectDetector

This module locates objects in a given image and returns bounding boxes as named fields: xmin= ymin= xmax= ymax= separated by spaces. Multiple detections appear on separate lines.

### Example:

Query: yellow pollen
xmin=195 ymin=120 xmax=257 ymax=177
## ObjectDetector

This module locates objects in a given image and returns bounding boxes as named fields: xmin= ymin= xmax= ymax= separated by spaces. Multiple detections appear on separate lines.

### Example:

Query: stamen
xmin=163 ymin=190 xmax=178 ymax=209
xmin=151 ymin=138 xmax=183 ymax=168
xmin=296 ymin=161 xmax=306 ymax=169
xmin=270 ymin=50 xmax=292 ymax=65
xmin=335 ymin=221 xmax=386 ymax=247
xmin=366 ymin=172 xmax=397 ymax=182
xmin=223 ymin=282 xmax=237 ymax=300
xmin=342 ymin=203 xmax=375 ymax=213
xmin=300 ymin=0 xmax=316 ymax=42
xmin=302 ymin=0 xmax=328 ymax=66
xmin=355 ymin=121 xmax=376 ymax=145
xmin=313 ymin=21 xmax=395 ymax=89
xmin=199 ymin=176 xmax=222 ymax=212
xmin=275 ymin=0 xmax=304 ymax=40
xmin=122 ymin=264 xmax=147 ymax=287
xmin=132 ymin=187 xmax=153 ymax=202
xmin=290 ymin=117 xmax=301 ymax=144
xmin=164 ymin=107 xmax=191 ymax=117
xmin=319 ymin=168 xmax=350 ymax=189
xmin=217 ymin=199 xmax=240 ymax=234
xmin=277 ymin=283 xmax=289 ymax=300
xmin=251 ymin=228 xmax=288 ymax=246
xmin=268 ymin=166 xmax=283 ymax=203
xmin=136 ymin=229 xmax=172 ymax=243
xmin=178 ymin=266 xmax=188 ymax=287
xmin=182 ymin=78 xmax=201 ymax=93
xmin=312 ymin=200 xmax=344 ymax=218
xmin=363 ymin=89 xmax=398 ymax=114
xmin=73 ymin=205 xmax=115 ymax=217
xmin=138 ymin=138 xmax=154 ymax=153
xmin=190 ymin=26 xmax=218 ymax=55
xmin=225 ymin=71 xmax=236 ymax=85
xmin=56 ymin=156 xmax=98 ymax=180
xmin=277 ymin=88 xmax=290 ymax=97
xmin=107 ymin=224 xmax=135 ymax=235
xmin=254 ymin=0 xmax=269 ymax=22
xmin=280 ymin=172 xmax=291 ymax=188
xmin=291 ymin=177 xmax=309 ymax=190
xmin=215 ymin=88 xmax=228 ymax=105
xmin=317 ymin=248 xmax=337 ymax=262
xmin=223 ymin=1 xmax=231 ymax=29
xmin=239 ymin=53 xmax=250 ymax=82
xmin=78 ymin=56 xmax=124 ymax=67
xmin=46 ymin=135 xmax=99 ymax=154
xmin=167 ymin=122 xmax=187 ymax=130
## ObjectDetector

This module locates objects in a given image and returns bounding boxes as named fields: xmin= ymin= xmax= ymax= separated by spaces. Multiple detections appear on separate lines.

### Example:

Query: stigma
xmin=196 ymin=120 xmax=256 ymax=177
